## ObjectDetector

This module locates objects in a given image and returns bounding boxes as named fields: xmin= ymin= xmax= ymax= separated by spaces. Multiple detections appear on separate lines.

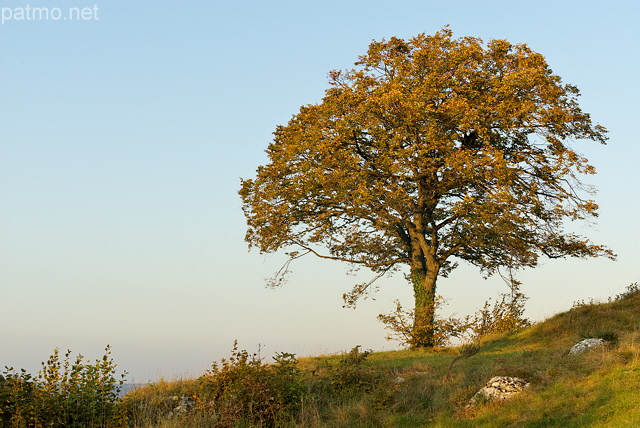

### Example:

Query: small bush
xmin=467 ymin=289 xmax=530 ymax=340
xmin=0 ymin=368 xmax=35 ymax=426
xmin=378 ymin=297 xmax=471 ymax=347
xmin=327 ymin=346 xmax=381 ymax=395
xmin=614 ymin=282 xmax=640 ymax=301
xmin=196 ymin=341 xmax=303 ymax=427
xmin=307 ymin=345 xmax=382 ymax=403
xmin=0 ymin=346 xmax=125 ymax=428
xmin=379 ymin=287 xmax=530 ymax=348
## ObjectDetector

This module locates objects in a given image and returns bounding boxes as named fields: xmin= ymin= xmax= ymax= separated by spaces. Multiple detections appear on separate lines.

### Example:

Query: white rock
xmin=392 ymin=376 xmax=405 ymax=384
xmin=569 ymin=338 xmax=608 ymax=355
xmin=468 ymin=376 xmax=529 ymax=407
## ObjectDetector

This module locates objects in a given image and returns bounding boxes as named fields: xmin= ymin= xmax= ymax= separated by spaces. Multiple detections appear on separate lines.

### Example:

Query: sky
xmin=1 ymin=0 xmax=639 ymax=381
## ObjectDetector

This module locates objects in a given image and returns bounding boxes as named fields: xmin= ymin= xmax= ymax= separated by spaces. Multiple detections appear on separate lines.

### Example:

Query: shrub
xmin=0 ymin=346 xmax=125 ymax=428
xmin=0 ymin=368 xmax=35 ymax=426
xmin=614 ymin=282 xmax=640 ymax=301
xmin=379 ymin=288 xmax=530 ymax=348
xmin=378 ymin=297 xmax=471 ymax=347
xmin=196 ymin=341 xmax=303 ymax=427
xmin=308 ymin=346 xmax=382 ymax=400
xmin=466 ymin=289 xmax=530 ymax=340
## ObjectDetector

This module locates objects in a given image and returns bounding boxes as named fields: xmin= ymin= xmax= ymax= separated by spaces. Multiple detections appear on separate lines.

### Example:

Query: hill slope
xmin=361 ymin=287 xmax=640 ymax=427
xmin=122 ymin=287 xmax=640 ymax=427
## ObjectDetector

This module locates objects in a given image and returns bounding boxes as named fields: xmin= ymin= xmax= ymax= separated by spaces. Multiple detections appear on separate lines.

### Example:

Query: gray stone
xmin=569 ymin=338 xmax=608 ymax=355
xmin=468 ymin=376 xmax=529 ymax=407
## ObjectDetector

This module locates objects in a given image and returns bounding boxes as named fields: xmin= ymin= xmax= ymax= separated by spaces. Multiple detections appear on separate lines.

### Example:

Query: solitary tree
xmin=239 ymin=29 xmax=614 ymax=348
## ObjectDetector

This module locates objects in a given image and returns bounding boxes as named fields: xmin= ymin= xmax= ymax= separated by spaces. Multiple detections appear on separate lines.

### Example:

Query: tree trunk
xmin=410 ymin=269 xmax=438 ymax=348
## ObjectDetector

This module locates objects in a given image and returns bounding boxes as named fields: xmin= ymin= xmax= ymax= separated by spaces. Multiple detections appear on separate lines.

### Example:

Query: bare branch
xmin=265 ymin=250 xmax=312 ymax=288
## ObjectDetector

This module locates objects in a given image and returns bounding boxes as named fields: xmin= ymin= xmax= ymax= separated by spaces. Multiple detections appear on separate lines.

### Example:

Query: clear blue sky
xmin=1 ymin=0 xmax=638 ymax=381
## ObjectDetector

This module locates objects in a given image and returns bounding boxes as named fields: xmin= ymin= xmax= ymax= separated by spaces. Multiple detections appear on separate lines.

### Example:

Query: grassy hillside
xmin=4 ymin=286 xmax=638 ymax=427
xmin=117 ymin=285 xmax=640 ymax=427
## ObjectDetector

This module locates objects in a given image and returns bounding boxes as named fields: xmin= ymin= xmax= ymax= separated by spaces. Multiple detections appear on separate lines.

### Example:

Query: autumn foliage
xmin=240 ymin=28 xmax=613 ymax=347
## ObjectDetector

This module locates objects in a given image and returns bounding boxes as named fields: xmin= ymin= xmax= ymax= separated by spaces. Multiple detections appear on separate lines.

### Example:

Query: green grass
xmin=300 ymin=289 xmax=640 ymax=427
xmin=25 ymin=287 xmax=634 ymax=427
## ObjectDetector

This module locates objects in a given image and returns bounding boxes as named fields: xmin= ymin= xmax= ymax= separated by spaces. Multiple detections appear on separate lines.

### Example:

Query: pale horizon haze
xmin=1 ymin=0 xmax=639 ymax=381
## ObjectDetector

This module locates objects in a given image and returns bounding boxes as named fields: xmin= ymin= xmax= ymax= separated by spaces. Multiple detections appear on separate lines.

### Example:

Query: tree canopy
xmin=239 ymin=28 xmax=614 ymax=347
